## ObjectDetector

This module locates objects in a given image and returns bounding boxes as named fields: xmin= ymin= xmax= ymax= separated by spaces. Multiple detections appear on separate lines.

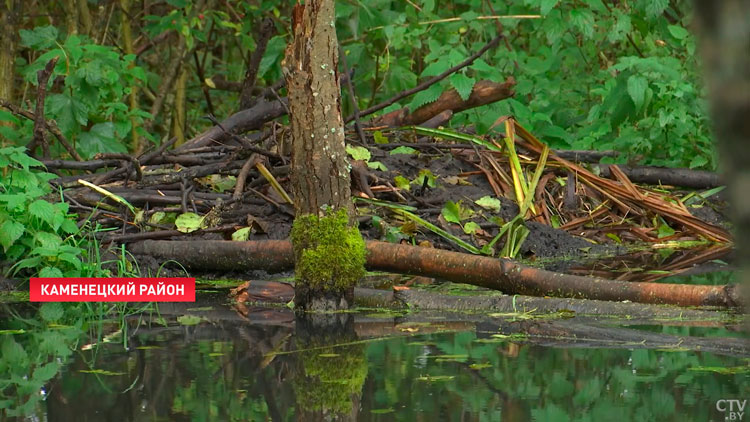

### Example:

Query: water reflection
xmin=1 ymin=299 xmax=748 ymax=421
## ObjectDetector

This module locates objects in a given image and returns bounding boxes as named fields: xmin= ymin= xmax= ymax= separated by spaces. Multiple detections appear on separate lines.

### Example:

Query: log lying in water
xmin=128 ymin=239 xmax=744 ymax=308
xmin=225 ymin=279 xmax=733 ymax=322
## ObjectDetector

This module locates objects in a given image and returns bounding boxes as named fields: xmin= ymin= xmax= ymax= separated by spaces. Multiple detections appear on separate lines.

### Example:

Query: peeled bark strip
xmin=367 ymin=242 xmax=741 ymax=308
xmin=127 ymin=239 xmax=745 ymax=308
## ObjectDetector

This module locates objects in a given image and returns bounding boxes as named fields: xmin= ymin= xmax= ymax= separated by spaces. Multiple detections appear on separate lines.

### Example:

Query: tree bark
xmin=693 ymin=1 xmax=750 ymax=312
xmin=0 ymin=0 xmax=20 ymax=109
xmin=283 ymin=1 xmax=351 ymax=215
xmin=128 ymin=239 xmax=745 ymax=308
xmin=282 ymin=0 xmax=365 ymax=311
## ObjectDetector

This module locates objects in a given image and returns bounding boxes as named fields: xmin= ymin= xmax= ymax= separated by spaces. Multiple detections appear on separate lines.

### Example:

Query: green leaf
xmin=373 ymin=131 xmax=389 ymax=144
xmin=29 ymin=199 xmax=57 ymax=225
xmin=8 ymin=169 xmax=41 ymax=191
xmin=414 ymin=169 xmax=437 ymax=188
xmin=39 ymin=267 xmax=63 ymax=278
xmin=394 ymin=175 xmax=411 ymax=191
xmin=475 ymin=196 xmax=501 ymax=212
xmin=626 ymin=75 xmax=648 ymax=110
xmin=175 ymin=213 xmax=204 ymax=233
xmin=367 ymin=161 xmax=388 ymax=171
xmin=667 ymin=25 xmax=689 ymax=40
xmin=540 ymin=0 xmax=559 ymax=15
xmin=470 ymin=58 xmax=496 ymax=75
xmin=408 ymin=83 xmax=444 ymax=110
xmin=608 ymin=11 xmax=632 ymax=42
xmin=258 ymin=36 xmax=287 ymax=79
xmin=390 ymin=146 xmax=417 ymax=155
xmin=606 ymin=233 xmax=622 ymax=244
xmin=19 ymin=26 xmax=59 ymax=50
xmin=231 ymin=227 xmax=252 ymax=241
xmin=59 ymin=219 xmax=79 ymax=235
xmin=420 ymin=61 xmax=451 ymax=78
xmin=689 ymin=155 xmax=708 ymax=169
xmin=9 ymin=150 xmax=43 ymax=170
xmin=450 ymin=73 xmax=475 ymax=101
xmin=442 ymin=201 xmax=462 ymax=224
xmin=39 ymin=302 xmax=64 ymax=322
xmin=34 ymin=231 xmax=62 ymax=249
xmin=1 ymin=338 xmax=28 ymax=366
xmin=57 ymin=253 xmax=82 ymax=270
xmin=657 ymin=220 xmax=676 ymax=238
xmin=0 ymin=220 xmax=24 ymax=252
xmin=78 ymin=122 xmax=127 ymax=160
xmin=177 ymin=315 xmax=202 ymax=326
xmin=397 ymin=209 xmax=481 ymax=254
xmin=463 ymin=221 xmax=481 ymax=234
xmin=569 ymin=8 xmax=594 ymax=39
xmin=0 ymin=194 xmax=29 ymax=211
xmin=645 ymin=0 xmax=668 ymax=18
xmin=76 ymin=60 xmax=105 ymax=86
xmin=46 ymin=94 xmax=89 ymax=135
xmin=346 ymin=145 xmax=371 ymax=161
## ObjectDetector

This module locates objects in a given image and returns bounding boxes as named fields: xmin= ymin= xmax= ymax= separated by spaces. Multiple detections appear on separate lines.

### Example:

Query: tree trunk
xmin=0 ymin=0 xmax=20 ymax=108
xmin=694 ymin=1 xmax=750 ymax=311
xmin=282 ymin=0 xmax=365 ymax=311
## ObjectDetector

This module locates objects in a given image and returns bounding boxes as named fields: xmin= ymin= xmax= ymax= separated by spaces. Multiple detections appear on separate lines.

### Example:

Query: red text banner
xmin=30 ymin=278 xmax=195 ymax=302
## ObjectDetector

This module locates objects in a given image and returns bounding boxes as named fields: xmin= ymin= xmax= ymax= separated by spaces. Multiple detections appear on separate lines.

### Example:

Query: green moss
xmin=291 ymin=208 xmax=366 ymax=291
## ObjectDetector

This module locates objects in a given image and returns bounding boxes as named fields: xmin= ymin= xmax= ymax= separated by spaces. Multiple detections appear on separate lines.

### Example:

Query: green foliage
xmin=6 ymin=26 xmax=149 ymax=158
xmin=0 ymin=147 xmax=93 ymax=277
xmin=333 ymin=0 xmax=713 ymax=169
xmin=0 ymin=0 xmax=718 ymax=281
xmin=0 ymin=305 xmax=82 ymax=416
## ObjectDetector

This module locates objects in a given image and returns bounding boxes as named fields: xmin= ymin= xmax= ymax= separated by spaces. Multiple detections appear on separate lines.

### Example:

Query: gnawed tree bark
xmin=282 ymin=0 xmax=365 ymax=311
xmin=128 ymin=239 xmax=745 ymax=308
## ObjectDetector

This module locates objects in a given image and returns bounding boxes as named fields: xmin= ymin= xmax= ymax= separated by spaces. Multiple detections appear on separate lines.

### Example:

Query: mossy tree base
xmin=291 ymin=209 xmax=366 ymax=311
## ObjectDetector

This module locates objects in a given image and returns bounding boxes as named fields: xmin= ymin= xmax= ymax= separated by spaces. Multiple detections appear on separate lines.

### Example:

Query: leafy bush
xmin=330 ymin=0 xmax=713 ymax=168
xmin=1 ymin=26 xmax=150 ymax=159
xmin=0 ymin=147 xmax=94 ymax=277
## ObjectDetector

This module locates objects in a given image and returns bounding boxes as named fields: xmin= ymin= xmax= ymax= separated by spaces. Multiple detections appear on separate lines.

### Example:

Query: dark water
xmin=1 ymin=294 xmax=748 ymax=422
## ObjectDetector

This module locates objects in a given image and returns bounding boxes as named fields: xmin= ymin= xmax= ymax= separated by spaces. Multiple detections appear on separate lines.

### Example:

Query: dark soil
xmin=122 ymin=146 xmax=635 ymax=281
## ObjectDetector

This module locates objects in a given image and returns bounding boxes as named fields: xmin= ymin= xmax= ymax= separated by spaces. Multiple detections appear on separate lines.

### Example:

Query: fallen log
xmin=175 ymin=96 xmax=288 ymax=152
xmin=597 ymin=164 xmax=723 ymax=189
xmin=226 ymin=279 xmax=731 ymax=321
xmin=127 ymin=239 xmax=745 ymax=308
xmin=375 ymin=78 xmax=515 ymax=127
